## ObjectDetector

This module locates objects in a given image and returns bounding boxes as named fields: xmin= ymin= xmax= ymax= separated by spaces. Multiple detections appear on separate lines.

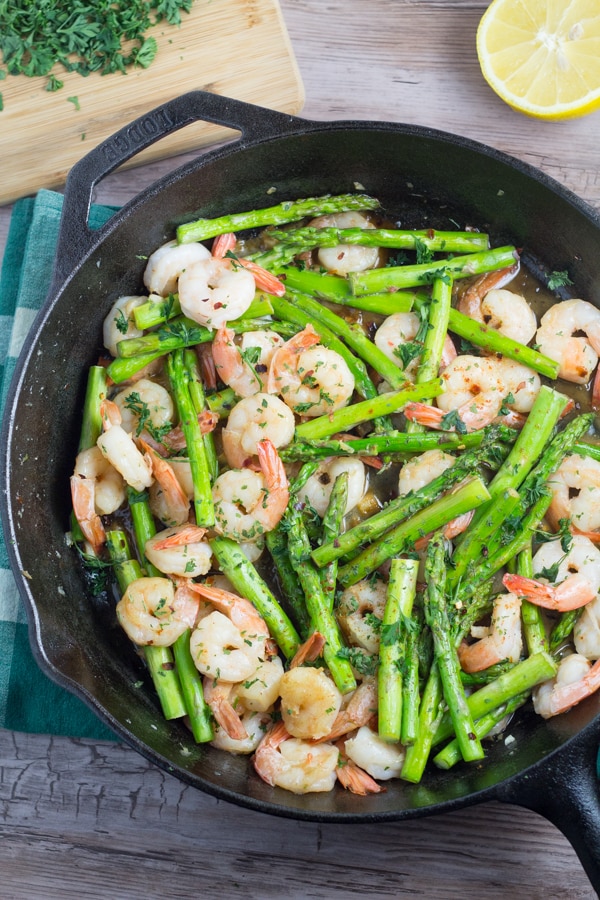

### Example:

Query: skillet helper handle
xmin=52 ymin=90 xmax=302 ymax=288
xmin=497 ymin=728 xmax=600 ymax=893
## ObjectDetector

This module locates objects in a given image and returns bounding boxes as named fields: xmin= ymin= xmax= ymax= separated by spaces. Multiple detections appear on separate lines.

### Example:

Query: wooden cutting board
xmin=0 ymin=0 xmax=304 ymax=205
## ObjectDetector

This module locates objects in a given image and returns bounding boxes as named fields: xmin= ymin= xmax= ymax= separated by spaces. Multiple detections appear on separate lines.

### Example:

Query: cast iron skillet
xmin=3 ymin=91 xmax=600 ymax=888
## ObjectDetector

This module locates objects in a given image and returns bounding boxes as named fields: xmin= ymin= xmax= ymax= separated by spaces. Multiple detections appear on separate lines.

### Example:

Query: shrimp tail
xmin=502 ymin=572 xmax=596 ymax=612
xmin=237 ymin=258 xmax=286 ymax=296
xmin=150 ymin=524 xmax=207 ymax=550
xmin=548 ymin=658 xmax=600 ymax=717
xmin=70 ymin=474 xmax=106 ymax=554
xmin=335 ymin=747 xmax=385 ymax=796
xmin=212 ymin=232 xmax=237 ymax=259
xmin=290 ymin=631 xmax=326 ymax=668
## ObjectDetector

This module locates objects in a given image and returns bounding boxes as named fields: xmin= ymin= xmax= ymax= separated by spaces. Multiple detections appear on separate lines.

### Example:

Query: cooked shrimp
xmin=70 ymin=474 xmax=107 ymax=554
xmin=547 ymin=453 xmax=600 ymax=536
xmin=212 ymin=438 xmax=289 ymax=542
xmin=96 ymin=400 xmax=153 ymax=492
xmin=406 ymin=354 xmax=541 ymax=432
xmin=533 ymin=653 xmax=600 ymax=719
xmin=309 ymin=210 xmax=380 ymax=275
xmin=278 ymin=666 xmax=343 ymax=740
xmin=335 ymin=742 xmax=384 ymax=795
xmin=457 ymin=264 xmax=520 ymax=318
xmin=462 ymin=288 xmax=537 ymax=346
xmin=211 ymin=232 xmax=286 ymax=296
xmin=458 ymin=592 xmax=523 ymax=674
xmin=211 ymin=710 xmax=272 ymax=754
xmin=116 ymin=576 xmax=198 ymax=647
xmin=178 ymin=257 xmax=256 ymax=330
xmin=139 ymin=440 xmax=191 ymax=528
xmin=73 ymin=445 xmax=126 ymax=515
xmin=503 ymin=534 xmax=600 ymax=612
xmin=398 ymin=448 xmax=455 ymax=496
xmin=203 ymin=678 xmax=248 ymax=740
xmin=536 ymin=299 xmax=600 ymax=384
xmin=268 ymin=325 xmax=355 ymax=417
xmin=374 ymin=311 xmax=457 ymax=379
xmin=186 ymin=581 xmax=273 ymax=654
xmin=221 ymin=392 xmax=295 ymax=468
xmin=296 ymin=457 xmax=366 ymax=518
xmin=319 ymin=678 xmax=378 ymax=742
xmin=344 ymin=724 xmax=405 ymax=781
xmin=112 ymin=379 xmax=174 ymax=438
xmin=252 ymin=721 xmax=339 ymax=793
xmin=144 ymin=524 xmax=212 ymax=578
xmin=236 ymin=657 xmax=285 ymax=712
xmin=337 ymin=577 xmax=388 ymax=653
xmin=212 ymin=326 xmax=284 ymax=397
xmin=574 ymin=592 xmax=600 ymax=660
xmin=143 ymin=239 xmax=211 ymax=296
xmin=103 ymin=295 xmax=147 ymax=357
xmin=190 ymin=611 xmax=262 ymax=682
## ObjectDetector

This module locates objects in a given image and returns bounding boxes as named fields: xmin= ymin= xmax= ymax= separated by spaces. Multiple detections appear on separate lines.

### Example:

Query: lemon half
xmin=476 ymin=0 xmax=600 ymax=120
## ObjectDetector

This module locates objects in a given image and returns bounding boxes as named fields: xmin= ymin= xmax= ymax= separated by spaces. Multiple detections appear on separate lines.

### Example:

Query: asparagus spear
xmin=286 ymin=509 xmax=357 ymax=694
xmin=210 ymin=536 xmax=300 ymax=660
xmin=275 ymin=267 xmax=417 ymax=314
xmin=433 ymin=691 xmax=529 ymax=770
xmin=105 ymin=529 xmax=186 ymax=722
xmin=78 ymin=365 xmax=108 ymax=451
xmin=177 ymin=193 xmax=381 ymax=243
xmin=516 ymin=543 xmax=548 ymax=656
xmin=336 ymin=477 xmax=491 ymax=587
xmin=424 ymin=535 xmax=484 ymax=762
xmin=400 ymin=664 xmax=444 ymax=783
xmin=282 ymin=288 xmax=411 ymax=392
xmin=294 ymin=379 xmax=444 ymax=442
xmin=405 ymin=275 xmax=453 ymax=434
xmin=125 ymin=490 xmax=214 ymax=741
xmin=432 ymin=651 xmax=557 ymax=747
xmin=349 ymin=246 xmax=519 ymax=295
xmin=401 ymin=615 xmax=421 ymax=746
xmin=320 ymin=471 xmax=349 ymax=610
xmin=279 ymin=425 xmax=516 ymax=462
xmin=205 ymin=387 xmax=237 ymax=419
xmin=378 ymin=558 xmax=419 ymax=742
xmin=270 ymin=225 xmax=490 ymax=254
xmin=183 ymin=348 xmax=219 ymax=484
xmin=166 ymin=350 xmax=215 ymax=528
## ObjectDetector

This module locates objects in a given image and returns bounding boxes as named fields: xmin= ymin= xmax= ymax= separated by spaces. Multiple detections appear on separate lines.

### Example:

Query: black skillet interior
xmin=3 ymin=93 xmax=600 ymax=836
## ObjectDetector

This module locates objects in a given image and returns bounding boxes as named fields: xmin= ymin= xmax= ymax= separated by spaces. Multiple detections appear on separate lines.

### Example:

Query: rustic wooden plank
xmin=0 ymin=731 xmax=594 ymax=898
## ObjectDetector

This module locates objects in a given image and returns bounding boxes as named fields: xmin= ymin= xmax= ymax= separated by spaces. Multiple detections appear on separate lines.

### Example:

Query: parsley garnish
xmin=547 ymin=269 xmax=574 ymax=291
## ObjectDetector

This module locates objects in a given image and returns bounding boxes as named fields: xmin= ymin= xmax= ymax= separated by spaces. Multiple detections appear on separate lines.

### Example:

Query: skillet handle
xmin=53 ymin=90 xmax=302 ymax=287
xmin=496 ymin=726 xmax=600 ymax=893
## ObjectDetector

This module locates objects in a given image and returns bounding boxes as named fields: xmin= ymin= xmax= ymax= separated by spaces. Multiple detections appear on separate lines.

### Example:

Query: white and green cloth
xmin=0 ymin=190 xmax=115 ymax=740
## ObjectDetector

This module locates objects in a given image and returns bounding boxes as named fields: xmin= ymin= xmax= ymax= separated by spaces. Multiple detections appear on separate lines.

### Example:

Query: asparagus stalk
xmin=276 ymin=267 xmax=416 ymax=314
xmin=433 ymin=691 xmax=529 ymax=770
xmin=177 ymin=193 xmax=381 ymax=243
xmin=446 ymin=307 xmax=560 ymax=379
xmin=125 ymin=491 xmax=214 ymax=740
xmin=133 ymin=292 xmax=273 ymax=331
xmin=401 ymin=617 xmax=421 ymax=746
xmin=105 ymin=529 xmax=187 ymax=721
xmin=107 ymin=349 xmax=166 ymax=384
xmin=286 ymin=509 xmax=357 ymax=694
xmin=183 ymin=349 xmax=219 ymax=484
xmin=166 ymin=350 xmax=215 ymax=528
xmin=271 ymin=225 xmax=490 ymax=254
xmin=406 ymin=276 xmax=453 ymax=434
xmin=432 ymin=651 xmax=557 ymax=747
xmin=320 ymin=472 xmax=349 ymax=610
xmin=550 ymin=609 xmax=583 ymax=654
xmin=516 ymin=542 xmax=548 ymax=656
xmin=282 ymin=288 xmax=411 ymax=391
xmin=448 ymin=386 xmax=568 ymax=587
xmin=311 ymin=442 xmax=487 ymax=568
xmin=78 ymin=365 xmax=108 ymax=451
xmin=210 ymin=536 xmax=300 ymax=660
xmin=349 ymin=246 xmax=519 ymax=296
xmin=269 ymin=294 xmax=386 ymax=406
xmin=424 ymin=535 xmax=484 ymax=762
xmin=400 ymin=664 xmax=444 ymax=783
xmin=205 ymin=387 xmax=237 ymax=419
xmin=574 ymin=441 xmax=600 ymax=463
xmin=336 ymin=477 xmax=491 ymax=587
xmin=294 ymin=379 xmax=444 ymax=442
xmin=378 ymin=558 xmax=419 ymax=742
xmin=279 ymin=425 xmax=516 ymax=462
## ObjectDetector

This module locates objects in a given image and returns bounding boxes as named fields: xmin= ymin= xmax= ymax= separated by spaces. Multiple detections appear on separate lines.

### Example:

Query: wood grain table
xmin=1 ymin=2 xmax=600 ymax=896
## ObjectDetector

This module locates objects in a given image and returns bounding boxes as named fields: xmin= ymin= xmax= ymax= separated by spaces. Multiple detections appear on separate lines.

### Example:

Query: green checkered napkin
xmin=0 ymin=190 xmax=116 ymax=740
